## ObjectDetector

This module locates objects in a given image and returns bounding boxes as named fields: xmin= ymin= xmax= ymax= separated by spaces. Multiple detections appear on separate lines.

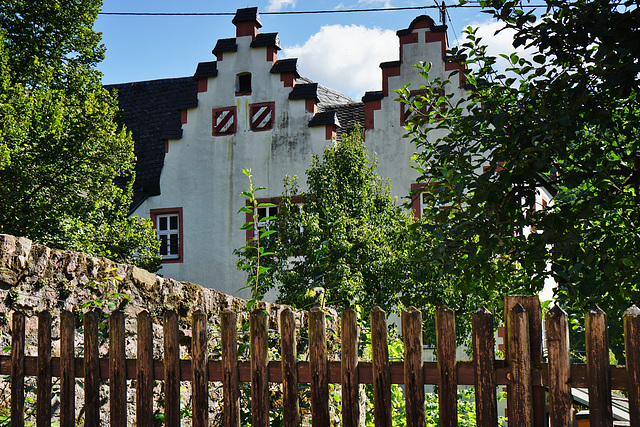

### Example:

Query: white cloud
xmin=357 ymin=0 xmax=394 ymax=7
xmin=283 ymin=24 xmax=398 ymax=100
xmin=266 ymin=0 xmax=296 ymax=12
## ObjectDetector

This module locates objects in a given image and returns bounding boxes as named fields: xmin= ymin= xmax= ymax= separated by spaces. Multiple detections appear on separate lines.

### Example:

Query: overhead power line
xmin=98 ymin=4 xmax=545 ymax=16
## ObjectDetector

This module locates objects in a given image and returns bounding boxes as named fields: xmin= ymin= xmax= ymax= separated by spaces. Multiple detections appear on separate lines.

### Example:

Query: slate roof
xmin=105 ymin=77 xmax=198 ymax=212
xmin=288 ymin=83 xmax=318 ymax=100
xmin=380 ymin=60 xmax=401 ymax=69
xmin=193 ymin=61 xmax=218 ymax=78
xmin=309 ymin=111 xmax=339 ymax=127
xmin=212 ymin=38 xmax=238 ymax=55
xmin=251 ymin=32 xmax=281 ymax=50
xmin=232 ymin=7 xmax=262 ymax=27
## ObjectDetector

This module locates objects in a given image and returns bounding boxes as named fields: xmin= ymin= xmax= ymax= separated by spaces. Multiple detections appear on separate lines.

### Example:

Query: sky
xmin=95 ymin=0 xmax=524 ymax=100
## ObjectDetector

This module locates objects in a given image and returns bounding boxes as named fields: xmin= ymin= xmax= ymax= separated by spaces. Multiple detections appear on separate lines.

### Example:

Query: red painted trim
xmin=305 ymin=98 xmax=317 ymax=114
xmin=197 ymin=78 xmax=207 ymax=93
xmin=399 ymin=33 xmax=419 ymax=62
xmin=364 ymin=99 xmax=382 ymax=130
xmin=280 ymin=72 xmax=295 ymax=88
xmin=445 ymin=61 xmax=467 ymax=87
xmin=267 ymin=46 xmax=277 ymax=63
xmin=249 ymin=102 xmax=275 ymax=132
xmin=413 ymin=18 xmax=431 ymax=30
xmin=236 ymin=21 xmax=259 ymax=39
xmin=325 ymin=124 xmax=336 ymax=140
xmin=212 ymin=107 xmax=237 ymax=136
xmin=150 ymin=207 xmax=184 ymax=263
xmin=235 ymin=91 xmax=252 ymax=97
xmin=215 ymin=53 xmax=223 ymax=61
xmin=180 ymin=109 xmax=187 ymax=125
xmin=382 ymin=65 xmax=401 ymax=97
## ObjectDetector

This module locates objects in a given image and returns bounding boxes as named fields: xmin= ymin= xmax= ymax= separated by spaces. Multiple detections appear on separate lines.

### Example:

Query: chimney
xmin=233 ymin=7 xmax=262 ymax=39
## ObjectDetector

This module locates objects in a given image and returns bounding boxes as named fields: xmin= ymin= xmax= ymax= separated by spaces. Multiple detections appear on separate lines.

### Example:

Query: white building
xmin=109 ymin=7 xmax=474 ymax=298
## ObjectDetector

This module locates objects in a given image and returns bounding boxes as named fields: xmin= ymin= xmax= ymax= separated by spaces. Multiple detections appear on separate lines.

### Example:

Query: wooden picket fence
xmin=1 ymin=295 xmax=640 ymax=426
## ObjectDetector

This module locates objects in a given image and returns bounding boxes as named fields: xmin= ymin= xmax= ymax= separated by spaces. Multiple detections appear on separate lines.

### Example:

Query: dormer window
xmin=236 ymin=73 xmax=252 ymax=95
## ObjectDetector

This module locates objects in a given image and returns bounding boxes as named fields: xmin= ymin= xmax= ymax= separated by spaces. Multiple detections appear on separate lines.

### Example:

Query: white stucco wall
xmin=132 ymin=15 xmax=468 ymax=299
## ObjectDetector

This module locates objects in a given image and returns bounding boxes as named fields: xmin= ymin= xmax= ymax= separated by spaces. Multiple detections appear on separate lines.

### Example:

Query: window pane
xmin=169 ymin=234 xmax=179 ymax=255
xmin=159 ymin=216 xmax=168 ymax=231
xmin=159 ymin=235 xmax=168 ymax=255
xmin=169 ymin=215 xmax=178 ymax=230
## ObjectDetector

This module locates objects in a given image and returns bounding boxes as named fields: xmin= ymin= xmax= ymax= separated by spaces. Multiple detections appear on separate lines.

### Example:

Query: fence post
xmin=164 ymin=310 xmax=181 ymax=427
xmin=60 ymin=310 xmax=75 ymax=427
xmin=192 ymin=310 xmax=209 ymax=427
xmin=251 ymin=309 xmax=269 ymax=427
xmin=545 ymin=305 xmax=573 ymax=427
xmin=110 ymin=311 xmax=127 ymax=427
xmin=221 ymin=309 xmax=240 ymax=427
xmin=586 ymin=306 xmax=613 ymax=426
xmin=136 ymin=311 xmax=154 ymax=427
xmin=84 ymin=311 xmax=100 ymax=427
xmin=371 ymin=307 xmax=392 ymax=427
xmin=624 ymin=305 xmax=640 ymax=427
xmin=504 ymin=295 xmax=543 ymax=426
xmin=507 ymin=303 xmax=533 ymax=427
xmin=309 ymin=307 xmax=329 ymax=426
xmin=341 ymin=308 xmax=359 ymax=427
xmin=402 ymin=307 xmax=425 ymax=427
xmin=437 ymin=305 xmax=457 ymax=427
xmin=280 ymin=308 xmax=300 ymax=426
xmin=37 ymin=310 xmax=52 ymax=427
xmin=472 ymin=307 xmax=498 ymax=426
xmin=11 ymin=310 xmax=24 ymax=427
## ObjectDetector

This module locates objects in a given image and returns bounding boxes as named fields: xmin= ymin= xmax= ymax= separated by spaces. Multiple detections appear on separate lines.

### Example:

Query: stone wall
xmin=0 ymin=233 xmax=337 ymax=425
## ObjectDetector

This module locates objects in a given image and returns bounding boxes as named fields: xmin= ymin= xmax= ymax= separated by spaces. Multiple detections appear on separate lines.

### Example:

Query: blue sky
xmin=95 ymin=1 xmax=520 ymax=100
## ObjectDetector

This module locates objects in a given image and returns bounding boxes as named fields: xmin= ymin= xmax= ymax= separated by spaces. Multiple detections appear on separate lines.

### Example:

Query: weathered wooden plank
xmin=472 ymin=307 xmax=498 ymax=426
xmin=371 ymin=307 xmax=392 ymax=427
xmin=11 ymin=311 xmax=24 ymax=427
xmin=221 ymin=310 xmax=240 ymax=427
xmin=37 ymin=310 xmax=52 ymax=427
xmin=136 ymin=311 xmax=154 ymax=427
xmin=545 ymin=305 xmax=573 ymax=427
xmin=280 ymin=308 xmax=299 ymax=427
xmin=109 ymin=311 xmax=127 ymax=427
xmin=341 ymin=308 xmax=359 ymax=427
xmin=504 ymin=295 xmax=544 ymax=427
xmin=164 ymin=310 xmax=181 ymax=427
xmin=251 ymin=309 xmax=269 ymax=427
xmin=586 ymin=306 xmax=613 ymax=426
xmin=309 ymin=307 xmax=329 ymax=426
xmin=507 ymin=303 xmax=533 ymax=427
xmin=83 ymin=311 xmax=100 ymax=427
xmin=192 ymin=310 xmax=208 ymax=427
xmin=59 ymin=310 xmax=75 ymax=427
xmin=402 ymin=307 xmax=425 ymax=427
xmin=437 ymin=305 xmax=457 ymax=427
xmin=624 ymin=305 xmax=640 ymax=427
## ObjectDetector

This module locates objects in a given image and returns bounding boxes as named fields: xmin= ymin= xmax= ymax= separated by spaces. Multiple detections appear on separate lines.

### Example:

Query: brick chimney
xmin=233 ymin=7 xmax=262 ymax=39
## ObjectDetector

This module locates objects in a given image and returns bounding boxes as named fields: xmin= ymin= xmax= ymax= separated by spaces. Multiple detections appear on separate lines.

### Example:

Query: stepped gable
xmin=106 ymin=78 xmax=198 ymax=212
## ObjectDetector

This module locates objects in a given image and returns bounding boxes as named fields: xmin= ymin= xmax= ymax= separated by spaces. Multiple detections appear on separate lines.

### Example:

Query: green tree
xmin=236 ymin=129 xmax=485 ymax=339
xmin=400 ymin=0 xmax=639 ymax=357
xmin=0 ymin=1 xmax=160 ymax=271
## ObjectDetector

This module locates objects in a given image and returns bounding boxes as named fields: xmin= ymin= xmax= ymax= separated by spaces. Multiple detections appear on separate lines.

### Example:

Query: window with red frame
xmin=151 ymin=208 xmax=183 ymax=262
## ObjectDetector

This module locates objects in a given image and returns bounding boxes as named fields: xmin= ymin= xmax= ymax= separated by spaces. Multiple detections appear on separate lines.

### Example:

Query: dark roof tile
xmin=309 ymin=111 xmax=339 ymax=127
xmin=193 ymin=61 xmax=218 ymax=78
xmin=212 ymin=38 xmax=238 ymax=55
xmin=105 ymin=78 xmax=198 ymax=211
xmin=289 ymin=83 xmax=318 ymax=100
xmin=362 ymin=91 xmax=384 ymax=102
xmin=270 ymin=58 xmax=299 ymax=75
xmin=233 ymin=7 xmax=262 ymax=27
xmin=251 ymin=32 xmax=281 ymax=49
xmin=380 ymin=60 xmax=401 ymax=69
xmin=396 ymin=15 xmax=446 ymax=36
